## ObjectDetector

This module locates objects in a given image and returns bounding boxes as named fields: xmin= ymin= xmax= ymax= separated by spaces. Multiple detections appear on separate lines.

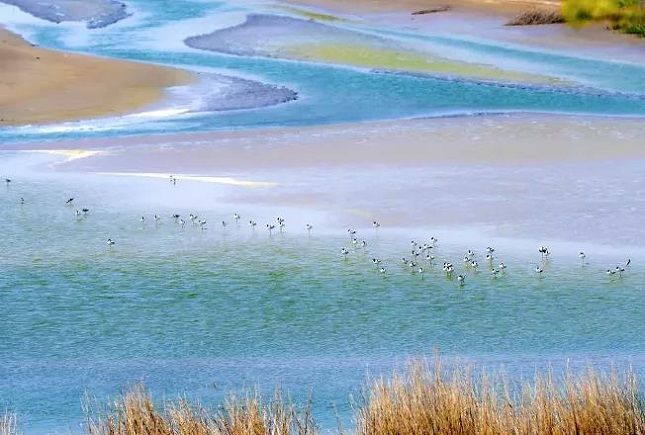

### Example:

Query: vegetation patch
xmin=563 ymin=0 xmax=645 ymax=37
xmin=506 ymin=8 xmax=565 ymax=26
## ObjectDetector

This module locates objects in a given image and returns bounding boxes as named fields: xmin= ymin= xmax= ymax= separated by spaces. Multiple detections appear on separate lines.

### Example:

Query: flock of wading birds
xmin=4 ymin=176 xmax=634 ymax=285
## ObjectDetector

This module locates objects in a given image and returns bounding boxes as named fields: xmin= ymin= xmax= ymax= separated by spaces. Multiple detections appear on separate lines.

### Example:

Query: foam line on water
xmin=99 ymin=171 xmax=278 ymax=188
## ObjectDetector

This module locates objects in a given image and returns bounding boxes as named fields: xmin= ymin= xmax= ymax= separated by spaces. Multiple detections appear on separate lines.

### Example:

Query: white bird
xmin=457 ymin=274 xmax=465 ymax=285
xmin=535 ymin=266 xmax=544 ymax=274
xmin=498 ymin=263 xmax=507 ymax=270
xmin=234 ymin=213 xmax=241 ymax=221
xmin=379 ymin=267 xmax=387 ymax=274
xmin=430 ymin=236 xmax=438 ymax=246
xmin=539 ymin=246 xmax=550 ymax=258
xmin=485 ymin=254 xmax=494 ymax=262
xmin=140 ymin=216 xmax=145 ymax=223
xmin=361 ymin=240 xmax=367 ymax=248
xmin=306 ymin=224 xmax=313 ymax=232
xmin=154 ymin=214 xmax=161 ymax=223
xmin=179 ymin=219 xmax=186 ymax=228
xmin=341 ymin=248 xmax=349 ymax=257
xmin=106 ymin=238 xmax=115 ymax=246
xmin=486 ymin=247 xmax=495 ymax=254
xmin=267 ymin=224 xmax=275 ymax=235
xmin=471 ymin=261 xmax=479 ymax=269
xmin=373 ymin=221 xmax=380 ymax=229
xmin=249 ymin=220 xmax=257 ymax=228
xmin=491 ymin=268 xmax=500 ymax=278
xmin=579 ymin=251 xmax=586 ymax=260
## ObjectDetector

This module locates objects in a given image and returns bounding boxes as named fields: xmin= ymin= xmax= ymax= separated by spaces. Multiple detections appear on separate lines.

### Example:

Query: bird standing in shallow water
xmin=107 ymin=238 xmax=115 ymax=246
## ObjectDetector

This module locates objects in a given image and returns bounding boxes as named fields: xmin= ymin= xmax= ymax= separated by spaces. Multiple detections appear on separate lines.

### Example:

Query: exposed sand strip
xmin=0 ymin=29 xmax=192 ymax=126
xmin=185 ymin=14 xmax=560 ymax=84
xmin=7 ymin=114 xmax=642 ymax=173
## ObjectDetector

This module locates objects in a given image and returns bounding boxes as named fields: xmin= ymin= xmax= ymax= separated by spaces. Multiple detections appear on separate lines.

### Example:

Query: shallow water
xmin=1 ymin=154 xmax=644 ymax=433
xmin=1 ymin=0 xmax=644 ymax=143
xmin=1 ymin=1 xmax=645 ymax=432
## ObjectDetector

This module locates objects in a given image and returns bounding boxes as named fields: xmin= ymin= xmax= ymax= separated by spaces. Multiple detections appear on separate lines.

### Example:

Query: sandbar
xmin=0 ymin=28 xmax=192 ymax=126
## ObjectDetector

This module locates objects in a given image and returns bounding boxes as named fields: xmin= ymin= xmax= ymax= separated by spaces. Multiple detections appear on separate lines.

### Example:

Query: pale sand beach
xmin=283 ymin=0 xmax=561 ymax=15
xmin=281 ymin=0 xmax=645 ymax=65
xmin=22 ymin=114 xmax=644 ymax=171
xmin=7 ymin=114 xmax=643 ymax=247
xmin=0 ymin=28 xmax=192 ymax=126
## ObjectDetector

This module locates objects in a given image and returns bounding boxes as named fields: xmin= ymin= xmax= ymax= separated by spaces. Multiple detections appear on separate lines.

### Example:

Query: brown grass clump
xmin=355 ymin=360 xmax=645 ymax=435
xmin=84 ymin=384 xmax=316 ymax=435
xmin=506 ymin=8 xmax=565 ymax=25
xmin=0 ymin=412 xmax=17 ymax=435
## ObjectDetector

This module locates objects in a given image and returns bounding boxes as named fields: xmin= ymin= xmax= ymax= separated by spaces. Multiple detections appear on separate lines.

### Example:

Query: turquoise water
xmin=1 ymin=154 xmax=645 ymax=433
xmin=1 ymin=1 xmax=645 ymax=432
xmin=0 ymin=0 xmax=644 ymax=143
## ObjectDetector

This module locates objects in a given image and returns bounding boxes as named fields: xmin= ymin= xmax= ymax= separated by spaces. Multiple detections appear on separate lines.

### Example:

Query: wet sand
xmin=18 ymin=114 xmax=643 ymax=172
xmin=0 ymin=0 xmax=130 ymax=28
xmin=280 ymin=0 xmax=645 ymax=65
xmin=4 ymin=114 xmax=643 ymax=247
xmin=185 ymin=14 xmax=559 ymax=84
xmin=0 ymin=29 xmax=192 ymax=126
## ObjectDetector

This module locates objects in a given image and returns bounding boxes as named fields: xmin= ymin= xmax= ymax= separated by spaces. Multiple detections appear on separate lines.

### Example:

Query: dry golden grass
xmin=7 ymin=360 xmax=645 ymax=435
xmin=506 ymin=8 xmax=565 ymax=25
xmin=355 ymin=360 xmax=645 ymax=435
xmin=0 ymin=412 xmax=17 ymax=435
xmin=84 ymin=384 xmax=316 ymax=435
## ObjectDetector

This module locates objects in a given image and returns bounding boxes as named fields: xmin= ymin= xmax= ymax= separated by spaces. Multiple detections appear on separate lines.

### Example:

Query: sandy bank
xmin=0 ymin=29 xmax=192 ymax=126
xmin=12 ymin=114 xmax=644 ymax=171
xmin=283 ymin=0 xmax=560 ymax=16
xmin=185 ymin=14 xmax=559 ymax=85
